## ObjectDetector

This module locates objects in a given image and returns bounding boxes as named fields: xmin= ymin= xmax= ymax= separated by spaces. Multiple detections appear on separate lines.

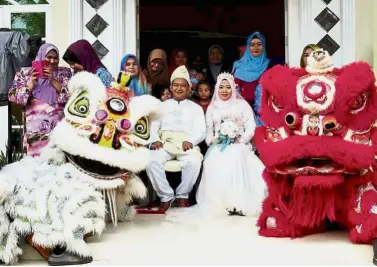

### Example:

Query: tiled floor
xmin=20 ymin=214 xmax=373 ymax=266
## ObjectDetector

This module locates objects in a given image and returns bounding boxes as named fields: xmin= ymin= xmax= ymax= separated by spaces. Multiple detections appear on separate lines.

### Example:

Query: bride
xmin=166 ymin=72 xmax=266 ymax=221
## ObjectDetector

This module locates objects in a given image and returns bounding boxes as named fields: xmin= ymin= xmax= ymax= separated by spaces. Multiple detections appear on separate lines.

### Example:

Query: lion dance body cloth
xmin=0 ymin=72 xmax=160 ymax=265
xmin=255 ymin=50 xmax=377 ymax=264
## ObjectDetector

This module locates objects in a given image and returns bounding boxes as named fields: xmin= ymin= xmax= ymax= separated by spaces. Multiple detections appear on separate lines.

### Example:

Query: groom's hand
xmin=151 ymin=141 xmax=163 ymax=150
xmin=182 ymin=141 xmax=193 ymax=151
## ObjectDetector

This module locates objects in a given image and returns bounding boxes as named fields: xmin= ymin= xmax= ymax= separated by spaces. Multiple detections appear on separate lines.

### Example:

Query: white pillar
xmin=341 ymin=0 xmax=355 ymax=65
xmin=124 ymin=0 xmax=137 ymax=56
xmin=112 ymin=0 xmax=125 ymax=75
xmin=0 ymin=106 xmax=8 ymax=155
xmin=69 ymin=0 xmax=83 ymax=43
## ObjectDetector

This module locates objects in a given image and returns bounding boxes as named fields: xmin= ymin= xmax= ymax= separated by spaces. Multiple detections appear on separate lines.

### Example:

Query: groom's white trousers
xmin=146 ymin=149 xmax=202 ymax=202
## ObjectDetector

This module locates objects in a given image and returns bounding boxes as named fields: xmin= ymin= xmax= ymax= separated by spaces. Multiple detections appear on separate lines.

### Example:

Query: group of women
xmin=8 ymin=32 xmax=320 ymax=218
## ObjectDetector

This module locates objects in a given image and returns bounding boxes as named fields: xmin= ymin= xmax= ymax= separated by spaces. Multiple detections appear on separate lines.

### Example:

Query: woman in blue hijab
xmin=232 ymin=32 xmax=282 ymax=126
xmin=120 ymin=54 xmax=150 ymax=97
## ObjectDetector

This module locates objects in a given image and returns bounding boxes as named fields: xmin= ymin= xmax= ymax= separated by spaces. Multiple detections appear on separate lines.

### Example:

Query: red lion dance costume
xmin=255 ymin=49 xmax=377 ymax=264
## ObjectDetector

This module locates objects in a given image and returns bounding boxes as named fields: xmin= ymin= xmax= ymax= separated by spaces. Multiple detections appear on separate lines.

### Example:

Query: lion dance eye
xmin=349 ymin=91 xmax=368 ymax=114
xmin=285 ymin=112 xmax=301 ymax=129
xmin=322 ymin=116 xmax=337 ymax=131
xmin=68 ymin=91 xmax=90 ymax=118
xmin=133 ymin=117 xmax=150 ymax=140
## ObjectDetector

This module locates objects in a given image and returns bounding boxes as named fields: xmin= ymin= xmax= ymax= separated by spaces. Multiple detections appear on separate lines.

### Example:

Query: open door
xmin=138 ymin=0 xmax=286 ymax=67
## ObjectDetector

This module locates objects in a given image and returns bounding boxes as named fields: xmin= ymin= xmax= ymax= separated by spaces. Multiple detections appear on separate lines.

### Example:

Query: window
xmin=0 ymin=0 xmax=49 ymax=5
xmin=11 ymin=12 xmax=46 ymax=36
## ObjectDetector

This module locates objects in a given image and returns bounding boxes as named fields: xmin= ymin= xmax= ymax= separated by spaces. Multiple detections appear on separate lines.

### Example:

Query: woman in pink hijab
xmin=9 ymin=43 xmax=72 ymax=157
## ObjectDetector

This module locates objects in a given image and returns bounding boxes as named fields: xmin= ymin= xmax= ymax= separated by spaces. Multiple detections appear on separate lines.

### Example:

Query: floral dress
xmin=8 ymin=67 xmax=72 ymax=157
xmin=96 ymin=67 xmax=113 ymax=87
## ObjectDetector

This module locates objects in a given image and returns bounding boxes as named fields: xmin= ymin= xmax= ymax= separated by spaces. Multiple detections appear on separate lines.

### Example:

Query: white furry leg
xmin=114 ymin=175 xmax=146 ymax=222
xmin=101 ymin=175 xmax=147 ymax=225
xmin=117 ymin=205 xmax=136 ymax=223
xmin=123 ymin=175 xmax=147 ymax=204
xmin=0 ymin=206 xmax=22 ymax=265
xmin=0 ymin=179 xmax=12 ymax=205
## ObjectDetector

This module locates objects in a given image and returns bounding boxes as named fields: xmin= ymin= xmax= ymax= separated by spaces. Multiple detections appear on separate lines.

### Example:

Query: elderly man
xmin=147 ymin=65 xmax=206 ymax=212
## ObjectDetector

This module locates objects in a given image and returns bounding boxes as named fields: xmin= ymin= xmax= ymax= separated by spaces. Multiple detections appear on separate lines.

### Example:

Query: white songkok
xmin=170 ymin=65 xmax=192 ymax=86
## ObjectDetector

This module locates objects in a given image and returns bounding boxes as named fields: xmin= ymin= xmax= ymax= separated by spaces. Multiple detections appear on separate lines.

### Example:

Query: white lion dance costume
xmin=0 ymin=72 xmax=160 ymax=265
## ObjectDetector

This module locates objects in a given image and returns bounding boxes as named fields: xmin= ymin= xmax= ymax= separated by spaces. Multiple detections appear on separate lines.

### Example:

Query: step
xmin=19 ymin=214 xmax=373 ymax=265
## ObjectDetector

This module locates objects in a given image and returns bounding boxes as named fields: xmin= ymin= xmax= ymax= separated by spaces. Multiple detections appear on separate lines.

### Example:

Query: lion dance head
xmin=255 ymin=51 xmax=377 ymax=228
xmin=44 ymin=71 xmax=160 ymax=224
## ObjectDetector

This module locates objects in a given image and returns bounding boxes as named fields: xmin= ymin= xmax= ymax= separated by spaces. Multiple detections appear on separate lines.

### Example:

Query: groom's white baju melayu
xmin=166 ymin=73 xmax=267 ymax=221
xmin=146 ymin=99 xmax=206 ymax=202
xmin=146 ymin=66 xmax=206 ymax=203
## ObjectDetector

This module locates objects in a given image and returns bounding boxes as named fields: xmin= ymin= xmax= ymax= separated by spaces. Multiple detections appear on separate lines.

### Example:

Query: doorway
xmin=138 ymin=0 xmax=286 ymax=69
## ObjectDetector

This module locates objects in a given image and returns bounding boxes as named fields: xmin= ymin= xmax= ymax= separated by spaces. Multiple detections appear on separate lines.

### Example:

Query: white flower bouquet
xmin=208 ymin=118 xmax=242 ymax=154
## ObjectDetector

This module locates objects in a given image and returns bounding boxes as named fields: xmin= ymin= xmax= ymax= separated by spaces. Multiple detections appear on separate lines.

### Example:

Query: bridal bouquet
xmin=207 ymin=118 xmax=242 ymax=156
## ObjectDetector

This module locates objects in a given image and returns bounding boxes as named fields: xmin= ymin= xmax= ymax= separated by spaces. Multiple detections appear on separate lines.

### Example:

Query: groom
xmin=146 ymin=65 xmax=206 ymax=212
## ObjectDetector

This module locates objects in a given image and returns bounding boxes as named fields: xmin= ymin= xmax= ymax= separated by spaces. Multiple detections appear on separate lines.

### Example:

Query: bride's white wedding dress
xmin=166 ymin=98 xmax=267 ymax=222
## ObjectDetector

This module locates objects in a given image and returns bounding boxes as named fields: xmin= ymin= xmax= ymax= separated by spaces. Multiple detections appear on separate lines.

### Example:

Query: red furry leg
xmin=258 ymin=172 xmax=324 ymax=238
xmin=343 ymin=182 xmax=377 ymax=244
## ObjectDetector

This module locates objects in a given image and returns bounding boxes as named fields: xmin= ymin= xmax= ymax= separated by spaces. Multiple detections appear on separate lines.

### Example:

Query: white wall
xmin=355 ymin=0 xmax=373 ymax=65
xmin=51 ymin=0 xmax=70 ymax=66
xmin=69 ymin=0 xmax=137 ymax=77
xmin=287 ymin=0 xmax=354 ymax=67
xmin=82 ymin=0 xmax=113 ymax=73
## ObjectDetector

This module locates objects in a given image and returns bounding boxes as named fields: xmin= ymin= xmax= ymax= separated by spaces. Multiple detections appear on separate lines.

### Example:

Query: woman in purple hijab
xmin=8 ymin=43 xmax=72 ymax=157
xmin=63 ymin=39 xmax=112 ymax=87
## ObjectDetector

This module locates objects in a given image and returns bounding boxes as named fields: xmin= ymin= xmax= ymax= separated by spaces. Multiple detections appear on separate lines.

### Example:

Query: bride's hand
xmin=210 ymin=138 xmax=218 ymax=145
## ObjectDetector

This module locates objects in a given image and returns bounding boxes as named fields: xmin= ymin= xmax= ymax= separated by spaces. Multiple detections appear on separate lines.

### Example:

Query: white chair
xmin=163 ymin=146 xmax=201 ymax=172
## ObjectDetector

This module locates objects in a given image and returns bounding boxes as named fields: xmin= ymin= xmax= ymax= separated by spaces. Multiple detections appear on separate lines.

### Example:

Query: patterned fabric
xmin=253 ymin=84 xmax=264 ymax=126
xmin=96 ymin=67 xmax=113 ymax=87
xmin=8 ymin=67 xmax=72 ymax=156
xmin=189 ymin=69 xmax=200 ymax=85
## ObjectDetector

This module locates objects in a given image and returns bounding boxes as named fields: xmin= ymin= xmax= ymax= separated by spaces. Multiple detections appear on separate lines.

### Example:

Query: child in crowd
xmin=160 ymin=87 xmax=172 ymax=102
xmin=152 ymin=84 xmax=172 ymax=102
xmin=195 ymin=80 xmax=212 ymax=114
xmin=192 ymin=80 xmax=213 ymax=156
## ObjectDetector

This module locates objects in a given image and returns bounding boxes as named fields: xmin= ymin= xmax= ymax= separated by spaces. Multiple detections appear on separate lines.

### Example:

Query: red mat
xmin=135 ymin=205 xmax=166 ymax=215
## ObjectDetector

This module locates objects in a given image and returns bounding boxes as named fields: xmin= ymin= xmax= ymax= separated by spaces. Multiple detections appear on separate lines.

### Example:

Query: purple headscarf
xmin=62 ymin=39 xmax=106 ymax=74
xmin=32 ymin=43 xmax=59 ymax=106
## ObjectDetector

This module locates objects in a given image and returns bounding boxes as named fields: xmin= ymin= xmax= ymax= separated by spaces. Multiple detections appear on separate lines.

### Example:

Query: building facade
xmin=0 ymin=0 xmax=375 ymax=154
